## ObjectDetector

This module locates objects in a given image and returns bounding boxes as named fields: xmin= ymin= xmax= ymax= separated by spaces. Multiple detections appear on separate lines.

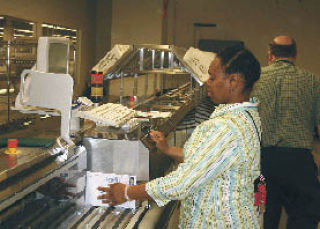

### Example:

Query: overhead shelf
xmin=94 ymin=44 xmax=207 ymax=86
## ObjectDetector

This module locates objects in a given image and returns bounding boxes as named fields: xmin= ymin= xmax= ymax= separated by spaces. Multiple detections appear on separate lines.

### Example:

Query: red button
xmin=8 ymin=139 xmax=18 ymax=148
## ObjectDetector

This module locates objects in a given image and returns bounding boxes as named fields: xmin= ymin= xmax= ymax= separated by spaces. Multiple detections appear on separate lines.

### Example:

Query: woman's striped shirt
xmin=146 ymin=98 xmax=261 ymax=228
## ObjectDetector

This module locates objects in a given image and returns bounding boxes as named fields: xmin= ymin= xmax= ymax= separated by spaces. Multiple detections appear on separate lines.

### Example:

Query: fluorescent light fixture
xmin=14 ymin=29 xmax=33 ymax=33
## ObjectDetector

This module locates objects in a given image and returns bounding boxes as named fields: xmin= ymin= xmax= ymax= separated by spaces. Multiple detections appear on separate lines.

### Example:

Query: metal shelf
xmin=0 ymin=74 xmax=20 ymax=81
xmin=0 ymin=40 xmax=37 ymax=123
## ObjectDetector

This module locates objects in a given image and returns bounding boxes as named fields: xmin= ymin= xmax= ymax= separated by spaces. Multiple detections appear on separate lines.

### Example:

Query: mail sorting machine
xmin=0 ymin=44 xmax=208 ymax=228
xmin=83 ymin=44 xmax=207 ymax=181
xmin=79 ymin=44 xmax=209 ymax=228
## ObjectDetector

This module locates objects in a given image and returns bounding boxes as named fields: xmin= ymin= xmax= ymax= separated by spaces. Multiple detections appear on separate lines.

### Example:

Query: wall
xmin=0 ymin=0 xmax=112 ymax=96
xmin=1 ymin=0 xmax=319 ymax=95
xmin=111 ymin=0 xmax=163 ymax=46
xmin=95 ymin=0 xmax=112 ymax=63
xmin=164 ymin=0 xmax=320 ymax=75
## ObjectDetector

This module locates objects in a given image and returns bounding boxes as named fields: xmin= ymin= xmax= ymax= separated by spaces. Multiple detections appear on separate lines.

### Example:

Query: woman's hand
xmin=97 ymin=183 xmax=126 ymax=206
xmin=149 ymin=130 xmax=184 ymax=163
xmin=149 ymin=131 xmax=169 ymax=154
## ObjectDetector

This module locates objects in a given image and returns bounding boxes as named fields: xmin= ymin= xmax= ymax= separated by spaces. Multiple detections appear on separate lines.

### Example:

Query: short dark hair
xmin=269 ymin=40 xmax=297 ymax=58
xmin=217 ymin=45 xmax=261 ymax=92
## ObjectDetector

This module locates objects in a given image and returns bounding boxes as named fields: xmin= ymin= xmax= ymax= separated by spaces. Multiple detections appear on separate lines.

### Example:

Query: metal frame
xmin=0 ymin=148 xmax=83 ymax=212
xmin=103 ymin=44 xmax=205 ymax=107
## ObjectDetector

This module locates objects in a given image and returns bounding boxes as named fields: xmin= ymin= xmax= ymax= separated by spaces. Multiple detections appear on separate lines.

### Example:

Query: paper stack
xmin=85 ymin=171 xmax=136 ymax=209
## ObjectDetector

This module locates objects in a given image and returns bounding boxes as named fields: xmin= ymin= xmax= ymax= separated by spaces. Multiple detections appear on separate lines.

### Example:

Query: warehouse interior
xmin=0 ymin=0 xmax=319 ymax=228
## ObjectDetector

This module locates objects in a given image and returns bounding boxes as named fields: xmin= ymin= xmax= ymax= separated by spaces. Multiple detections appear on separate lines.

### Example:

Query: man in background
xmin=251 ymin=35 xmax=320 ymax=229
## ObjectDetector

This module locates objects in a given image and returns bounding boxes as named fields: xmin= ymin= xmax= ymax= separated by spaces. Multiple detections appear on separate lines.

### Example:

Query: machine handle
xmin=19 ymin=69 xmax=33 ymax=105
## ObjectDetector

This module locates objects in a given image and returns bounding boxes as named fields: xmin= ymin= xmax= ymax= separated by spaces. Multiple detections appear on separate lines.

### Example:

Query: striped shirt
xmin=251 ymin=60 xmax=320 ymax=149
xmin=146 ymin=99 xmax=261 ymax=228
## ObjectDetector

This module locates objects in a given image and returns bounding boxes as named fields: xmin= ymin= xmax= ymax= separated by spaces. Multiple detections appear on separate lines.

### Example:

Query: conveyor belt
xmin=70 ymin=206 xmax=97 ymax=229
xmin=176 ymin=96 xmax=215 ymax=131
xmin=132 ymin=205 xmax=150 ymax=229
xmin=112 ymin=208 xmax=131 ymax=229
xmin=0 ymin=150 xmax=80 ymax=213
xmin=92 ymin=206 xmax=114 ymax=229
xmin=0 ymin=151 xmax=63 ymax=190
xmin=0 ymin=197 xmax=76 ymax=229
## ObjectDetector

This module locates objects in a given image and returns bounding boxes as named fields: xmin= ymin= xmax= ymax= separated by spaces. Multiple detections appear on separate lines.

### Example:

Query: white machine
xmin=19 ymin=70 xmax=74 ymax=145
xmin=17 ymin=37 xmax=75 ymax=147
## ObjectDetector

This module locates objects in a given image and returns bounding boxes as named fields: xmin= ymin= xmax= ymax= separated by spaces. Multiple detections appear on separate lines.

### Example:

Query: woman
xmin=98 ymin=45 xmax=262 ymax=228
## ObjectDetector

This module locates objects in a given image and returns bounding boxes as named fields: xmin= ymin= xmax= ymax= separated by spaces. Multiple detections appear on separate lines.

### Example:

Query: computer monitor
xmin=36 ymin=37 xmax=70 ymax=73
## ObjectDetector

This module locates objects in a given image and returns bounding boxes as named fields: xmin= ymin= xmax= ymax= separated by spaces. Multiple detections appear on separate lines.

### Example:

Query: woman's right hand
xmin=149 ymin=131 xmax=169 ymax=154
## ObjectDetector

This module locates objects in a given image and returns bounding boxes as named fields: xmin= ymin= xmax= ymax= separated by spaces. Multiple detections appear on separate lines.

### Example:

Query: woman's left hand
xmin=97 ymin=183 xmax=126 ymax=205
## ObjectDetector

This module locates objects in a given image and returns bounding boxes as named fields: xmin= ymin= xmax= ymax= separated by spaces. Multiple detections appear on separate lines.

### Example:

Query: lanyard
xmin=244 ymin=110 xmax=261 ymax=143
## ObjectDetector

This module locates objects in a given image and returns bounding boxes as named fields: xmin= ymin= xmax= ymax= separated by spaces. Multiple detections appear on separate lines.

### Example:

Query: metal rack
xmin=0 ymin=40 xmax=37 ymax=123
xmin=101 ymin=44 xmax=204 ymax=107
xmin=0 ymin=39 xmax=77 ymax=125
xmin=83 ymin=44 xmax=208 ymax=182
